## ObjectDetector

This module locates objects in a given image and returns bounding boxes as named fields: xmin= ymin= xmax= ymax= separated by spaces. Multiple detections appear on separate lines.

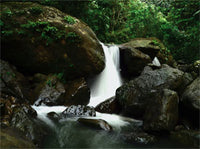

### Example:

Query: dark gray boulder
xmin=143 ymin=89 xmax=179 ymax=132
xmin=116 ymin=64 xmax=184 ymax=118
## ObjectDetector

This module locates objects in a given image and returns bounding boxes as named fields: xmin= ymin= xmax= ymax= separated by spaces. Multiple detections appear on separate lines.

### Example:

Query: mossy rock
xmin=1 ymin=2 xmax=105 ymax=79
xmin=120 ymin=37 xmax=176 ymax=68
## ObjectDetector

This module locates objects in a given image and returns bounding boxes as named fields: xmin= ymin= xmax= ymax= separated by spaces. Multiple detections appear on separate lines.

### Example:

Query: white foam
xmin=32 ymin=105 xmax=66 ymax=127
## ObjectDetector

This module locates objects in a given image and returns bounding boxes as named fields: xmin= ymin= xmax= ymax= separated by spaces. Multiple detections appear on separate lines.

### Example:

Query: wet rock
xmin=170 ymin=129 xmax=200 ymax=148
xmin=180 ymin=77 xmax=200 ymax=127
xmin=116 ymin=64 xmax=184 ymax=118
xmin=0 ymin=94 xmax=21 ymax=127
xmin=47 ymin=112 xmax=60 ymax=122
xmin=181 ymin=77 xmax=200 ymax=112
xmin=0 ymin=60 xmax=32 ymax=103
xmin=34 ymin=76 xmax=90 ymax=106
xmin=61 ymin=105 xmax=96 ymax=117
xmin=34 ymin=75 xmax=65 ymax=106
xmin=178 ymin=72 xmax=194 ymax=95
xmin=78 ymin=118 xmax=112 ymax=131
xmin=64 ymin=78 xmax=90 ymax=106
xmin=143 ymin=89 xmax=179 ymax=132
xmin=119 ymin=45 xmax=151 ymax=77
xmin=95 ymin=96 xmax=121 ymax=114
xmin=119 ymin=38 xmax=160 ymax=59
xmin=0 ymin=128 xmax=35 ymax=148
xmin=10 ymin=105 xmax=50 ymax=146
xmin=120 ymin=132 xmax=156 ymax=144
xmin=1 ymin=2 xmax=104 ymax=78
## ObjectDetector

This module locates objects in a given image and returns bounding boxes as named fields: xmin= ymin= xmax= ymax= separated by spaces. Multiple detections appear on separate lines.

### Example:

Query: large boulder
xmin=116 ymin=64 xmax=184 ymax=118
xmin=143 ymin=89 xmax=179 ymax=132
xmin=119 ymin=38 xmax=176 ymax=77
xmin=0 ymin=60 xmax=32 ymax=103
xmin=1 ymin=2 xmax=104 ymax=78
xmin=181 ymin=77 xmax=200 ymax=112
xmin=119 ymin=45 xmax=151 ymax=77
xmin=10 ymin=105 xmax=51 ymax=146
xmin=119 ymin=38 xmax=160 ymax=59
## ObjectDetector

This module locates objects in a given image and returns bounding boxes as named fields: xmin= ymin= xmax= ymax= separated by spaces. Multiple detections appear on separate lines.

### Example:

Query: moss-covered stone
xmin=1 ymin=2 xmax=105 ymax=79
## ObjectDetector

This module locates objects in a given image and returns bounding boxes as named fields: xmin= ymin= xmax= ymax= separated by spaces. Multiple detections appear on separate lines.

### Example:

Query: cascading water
xmin=88 ymin=43 xmax=122 ymax=107
xmin=32 ymin=43 xmax=128 ymax=128
xmin=30 ymin=43 xmax=182 ymax=148
xmin=31 ymin=43 xmax=138 ymax=148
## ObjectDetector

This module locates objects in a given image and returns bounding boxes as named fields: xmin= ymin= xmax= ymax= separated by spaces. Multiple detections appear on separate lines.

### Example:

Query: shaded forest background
xmin=2 ymin=0 xmax=200 ymax=63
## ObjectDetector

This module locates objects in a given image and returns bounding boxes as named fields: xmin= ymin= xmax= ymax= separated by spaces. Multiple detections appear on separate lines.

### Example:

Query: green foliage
xmin=64 ymin=16 xmax=76 ymax=25
xmin=20 ymin=21 xmax=80 ymax=45
xmin=152 ymin=40 xmax=160 ymax=46
xmin=0 ymin=20 xmax=4 ymax=26
xmin=66 ymin=32 xmax=81 ymax=44
xmin=2 ymin=9 xmax=13 ymax=17
xmin=29 ymin=6 xmax=43 ymax=15
xmin=1 ymin=30 xmax=13 ymax=36
xmin=54 ymin=72 xmax=66 ymax=83
xmin=46 ymin=79 xmax=53 ymax=87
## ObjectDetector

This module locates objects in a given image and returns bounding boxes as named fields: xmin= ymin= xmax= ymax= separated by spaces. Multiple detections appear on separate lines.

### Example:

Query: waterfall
xmin=32 ymin=43 xmax=129 ymax=129
xmin=88 ymin=43 xmax=122 ymax=107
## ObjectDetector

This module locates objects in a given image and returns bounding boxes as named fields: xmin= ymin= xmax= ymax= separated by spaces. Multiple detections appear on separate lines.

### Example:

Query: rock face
xmin=78 ymin=118 xmax=112 ymax=131
xmin=10 ymin=105 xmax=50 ymax=146
xmin=143 ymin=89 xmax=179 ymax=132
xmin=1 ymin=2 xmax=104 ymax=78
xmin=181 ymin=77 xmax=200 ymax=112
xmin=119 ymin=45 xmax=151 ymax=77
xmin=33 ymin=75 xmax=90 ymax=106
xmin=61 ymin=105 xmax=96 ymax=117
xmin=119 ymin=38 xmax=176 ymax=77
xmin=120 ymin=38 xmax=160 ymax=59
xmin=64 ymin=78 xmax=90 ymax=106
xmin=0 ymin=60 xmax=32 ymax=103
xmin=116 ymin=64 xmax=184 ymax=118
xmin=34 ymin=75 xmax=65 ymax=106
xmin=95 ymin=96 xmax=121 ymax=114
